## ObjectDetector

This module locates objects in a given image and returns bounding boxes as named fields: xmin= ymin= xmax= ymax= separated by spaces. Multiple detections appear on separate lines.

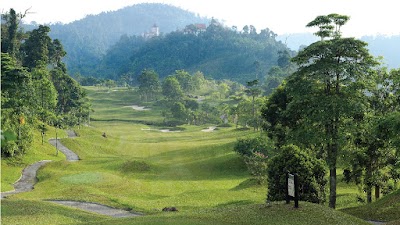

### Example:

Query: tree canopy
xmin=1 ymin=8 xmax=90 ymax=157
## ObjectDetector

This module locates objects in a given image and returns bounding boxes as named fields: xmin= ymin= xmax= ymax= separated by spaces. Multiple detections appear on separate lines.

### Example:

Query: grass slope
xmin=1 ymin=199 xmax=107 ymax=225
xmin=1 ymin=127 xmax=66 ymax=191
xmin=0 ymin=87 xmax=384 ymax=224
xmin=341 ymin=189 xmax=400 ymax=222
xmin=82 ymin=202 xmax=370 ymax=225
xmin=1 ymin=200 xmax=370 ymax=225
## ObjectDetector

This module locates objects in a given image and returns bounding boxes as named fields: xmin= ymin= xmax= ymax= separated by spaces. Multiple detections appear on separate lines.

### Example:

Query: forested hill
xmin=24 ymin=3 xmax=209 ymax=76
xmin=99 ymin=21 xmax=292 ymax=83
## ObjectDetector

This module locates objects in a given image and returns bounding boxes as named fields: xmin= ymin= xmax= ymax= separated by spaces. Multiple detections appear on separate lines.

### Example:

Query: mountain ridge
xmin=23 ymin=3 xmax=210 ymax=76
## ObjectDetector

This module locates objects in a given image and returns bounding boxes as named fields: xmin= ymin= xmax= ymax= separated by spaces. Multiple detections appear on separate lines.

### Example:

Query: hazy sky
xmin=2 ymin=0 xmax=399 ymax=37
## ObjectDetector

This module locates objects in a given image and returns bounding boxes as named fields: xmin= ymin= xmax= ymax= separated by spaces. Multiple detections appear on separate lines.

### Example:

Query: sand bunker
xmin=141 ymin=128 xmax=181 ymax=133
xmin=123 ymin=105 xmax=150 ymax=111
xmin=201 ymin=126 xmax=217 ymax=132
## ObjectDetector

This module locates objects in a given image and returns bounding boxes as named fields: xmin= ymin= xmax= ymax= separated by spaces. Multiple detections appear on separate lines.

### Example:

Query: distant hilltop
xmin=22 ymin=3 xmax=210 ymax=76
xmin=142 ymin=24 xmax=160 ymax=39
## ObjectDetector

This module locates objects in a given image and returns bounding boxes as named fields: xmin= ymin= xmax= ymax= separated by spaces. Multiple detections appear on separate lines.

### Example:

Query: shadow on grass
xmin=230 ymin=179 xmax=261 ymax=191
xmin=215 ymin=200 xmax=256 ymax=208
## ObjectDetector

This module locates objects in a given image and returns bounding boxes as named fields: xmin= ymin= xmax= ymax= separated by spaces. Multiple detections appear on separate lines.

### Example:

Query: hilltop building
xmin=143 ymin=24 xmax=160 ymax=39
xmin=183 ymin=23 xmax=207 ymax=35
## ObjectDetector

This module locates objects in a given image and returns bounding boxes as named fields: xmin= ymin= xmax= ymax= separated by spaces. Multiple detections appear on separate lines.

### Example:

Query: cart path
xmin=49 ymin=200 xmax=142 ymax=217
xmin=1 ymin=160 xmax=52 ymax=199
xmin=48 ymin=130 xmax=80 ymax=161
xmin=1 ymin=130 xmax=143 ymax=217
xmin=48 ymin=138 xmax=79 ymax=161
xmin=1 ymin=130 xmax=79 ymax=198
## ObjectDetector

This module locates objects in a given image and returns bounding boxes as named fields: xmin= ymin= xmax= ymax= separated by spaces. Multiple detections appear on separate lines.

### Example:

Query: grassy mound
xmin=341 ymin=189 xmax=400 ymax=222
xmin=121 ymin=160 xmax=152 ymax=173
xmin=1 ymin=200 xmax=370 ymax=225
xmin=1 ymin=199 xmax=107 ymax=225
xmin=81 ymin=202 xmax=370 ymax=225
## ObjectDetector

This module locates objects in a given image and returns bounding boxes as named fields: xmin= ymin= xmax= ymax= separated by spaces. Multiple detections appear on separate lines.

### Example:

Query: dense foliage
xmin=1 ymin=9 xmax=90 ymax=157
xmin=261 ymin=14 xmax=400 ymax=208
xmin=267 ymin=145 xmax=327 ymax=203
xmin=98 ymin=19 xmax=292 ymax=84
xmin=234 ymin=136 xmax=273 ymax=184
xmin=234 ymin=136 xmax=270 ymax=157
xmin=22 ymin=3 xmax=209 ymax=77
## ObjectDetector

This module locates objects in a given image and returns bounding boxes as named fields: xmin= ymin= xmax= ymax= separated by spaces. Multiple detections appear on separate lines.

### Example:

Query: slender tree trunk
xmin=327 ymin=141 xmax=338 ymax=208
xmin=329 ymin=167 xmax=337 ymax=208
xmin=375 ymin=185 xmax=380 ymax=200
xmin=327 ymin=119 xmax=339 ymax=209
xmin=366 ymin=186 xmax=372 ymax=203
xmin=366 ymin=162 xmax=373 ymax=203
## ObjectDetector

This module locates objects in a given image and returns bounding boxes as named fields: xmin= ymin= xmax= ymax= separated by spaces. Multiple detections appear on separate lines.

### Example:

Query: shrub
xmin=234 ymin=136 xmax=272 ymax=184
xmin=244 ymin=152 xmax=269 ymax=184
xmin=267 ymin=144 xmax=327 ymax=203
xmin=233 ymin=136 xmax=269 ymax=157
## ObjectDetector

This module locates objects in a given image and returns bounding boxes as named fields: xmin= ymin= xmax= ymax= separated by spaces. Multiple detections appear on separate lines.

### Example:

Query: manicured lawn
xmin=1 ymin=127 xmax=66 ymax=192
xmin=1 ymin=200 xmax=371 ymax=225
xmin=1 ymin=199 xmax=107 ymax=225
xmin=1 ymin=86 xmax=391 ymax=225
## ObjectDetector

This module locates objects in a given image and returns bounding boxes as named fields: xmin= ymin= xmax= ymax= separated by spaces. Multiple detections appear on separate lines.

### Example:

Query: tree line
xmin=89 ymin=19 xmax=292 ymax=84
xmin=1 ymin=9 xmax=91 ymax=157
xmin=235 ymin=14 xmax=400 ymax=209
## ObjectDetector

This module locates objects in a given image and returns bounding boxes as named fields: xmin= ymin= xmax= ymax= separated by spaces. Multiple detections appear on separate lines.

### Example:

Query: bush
xmin=234 ymin=136 xmax=272 ymax=184
xmin=244 ymin=152 xmax=269 ymax=184
xmin=267 ymin=144 xmax=327 ymax=204
xmin=233 ymin=136 xmax=269 ymax=157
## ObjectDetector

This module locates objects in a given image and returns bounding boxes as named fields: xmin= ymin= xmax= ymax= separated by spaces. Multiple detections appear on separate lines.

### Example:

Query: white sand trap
xmin=123 ymin=105 xmax=150 ymax=111
xmin=201 ymin=126 xmax=217 ymax=132
xmin=141 ymin=128 xmax=181 ymax=133
xmin=160 ymin=129 xmax=181 ymax=133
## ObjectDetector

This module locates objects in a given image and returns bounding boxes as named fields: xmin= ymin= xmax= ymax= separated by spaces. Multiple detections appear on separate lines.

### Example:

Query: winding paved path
xmin=1 ymin=130 xmax=141 ymax=217
xmin=1 ymin=160 xmax=52 ymax=199
xmin=48 ymin=129 xmax=80 ymax=161
xmin=49 ymin=200 xmax=142 ymax=217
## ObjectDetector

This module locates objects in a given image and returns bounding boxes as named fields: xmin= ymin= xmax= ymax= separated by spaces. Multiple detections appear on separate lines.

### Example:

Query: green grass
xmin=386 ymin=220 xmax=400 ymax=225
xmin=1 ymin=199 xmax=107 ymax=225
xmin=341 ymin=189 xmax=400 ymax=222
xmin=1 ymin=86 xmax=392 ymax=225
xmin=1 ymin=127 xmax=66 ymax=191
xmin=1 ymin=200 xmax=370 ymax=225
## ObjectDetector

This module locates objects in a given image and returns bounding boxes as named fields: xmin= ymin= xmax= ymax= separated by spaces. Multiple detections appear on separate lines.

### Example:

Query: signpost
xmin=288 ymin=174 xmax=295 ymax=197
xmin=286 ymin=172 xmax=299 ymax=208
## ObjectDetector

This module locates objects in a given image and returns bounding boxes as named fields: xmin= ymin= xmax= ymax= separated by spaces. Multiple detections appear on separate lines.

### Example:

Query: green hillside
xmin=100 ymin=21 xmax=292 ymax=83
xmin=24 ymin=3 xmax=209 ymax=76
xmin=341 ymin=189 xmax=400 ymax=222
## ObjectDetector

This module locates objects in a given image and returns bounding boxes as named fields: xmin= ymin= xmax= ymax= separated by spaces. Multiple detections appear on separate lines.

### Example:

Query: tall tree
xmin=137 ymin=69 xmax=161 ymax=101
xmin=174 ymin=70 xmax=194 ymax=94
xmin=347 ymin=67 xmax=400 ymax=202
xmin=49 ymin=39 xmax=67 ymax=72
xmin=245 ymin=79 xmax=262 ymax=129
xmin=1 ymin=53 xmax=35 ymax=156
xmin=22 ymin=25 xmax=52 ymax=70
xmin=1 ymin=9 xmax=19 ymax=57
xmin=288 ymin=14 xmax=378 ymax=208
xmin=162 ymin=76 xmax=184 ymax=101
